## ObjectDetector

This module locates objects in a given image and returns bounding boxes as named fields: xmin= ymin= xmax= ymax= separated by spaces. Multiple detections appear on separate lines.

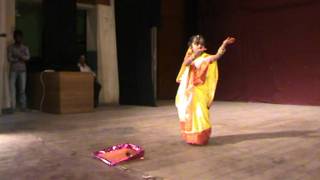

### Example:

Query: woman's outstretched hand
xmin=223 ymin=37 xmax=236 ymax=45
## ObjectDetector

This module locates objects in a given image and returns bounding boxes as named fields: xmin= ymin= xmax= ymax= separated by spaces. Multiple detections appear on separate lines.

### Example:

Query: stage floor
xmin=1 ymin=101 xmax=320 ymax=180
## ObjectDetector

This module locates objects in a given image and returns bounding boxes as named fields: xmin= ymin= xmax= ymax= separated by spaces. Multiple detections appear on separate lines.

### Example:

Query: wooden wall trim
xmin=77 ymin=0 xmax=110 ymax=5
xmin=96 ymin=0 xmax=110 ymax=5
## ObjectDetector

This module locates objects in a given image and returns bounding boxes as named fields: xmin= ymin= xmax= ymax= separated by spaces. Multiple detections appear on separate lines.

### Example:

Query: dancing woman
xmin=175 ymin=35 xmax=236 ymax=145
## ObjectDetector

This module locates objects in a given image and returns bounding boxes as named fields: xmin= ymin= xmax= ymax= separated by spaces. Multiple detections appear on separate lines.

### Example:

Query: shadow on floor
xmin=209 ymin=129 xmax=320 ymax=146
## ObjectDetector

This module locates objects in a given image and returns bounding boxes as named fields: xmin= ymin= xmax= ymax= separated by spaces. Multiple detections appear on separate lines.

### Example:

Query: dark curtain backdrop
xmin=157 ymin=0 xmax=197 ymax=99
xmin=198 ymin=0 xmax=320 ymax=105
xmin=42 ymin=0 xmax=78 ymax=71
xmin=115 ymin=0 xmax=160 ymax=106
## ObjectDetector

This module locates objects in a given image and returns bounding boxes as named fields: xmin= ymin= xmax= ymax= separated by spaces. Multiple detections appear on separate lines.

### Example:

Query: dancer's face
xmin=191 ymin=42 xmax=205 ymax=53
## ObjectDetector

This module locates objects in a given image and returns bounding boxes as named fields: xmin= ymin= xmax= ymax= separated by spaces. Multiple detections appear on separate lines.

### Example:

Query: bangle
xmin=218 ymin=48 xmax=226 ymax=55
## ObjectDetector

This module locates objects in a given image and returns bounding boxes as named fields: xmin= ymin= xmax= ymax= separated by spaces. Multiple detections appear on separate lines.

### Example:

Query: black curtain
xmin=42 ymin=0 xmax=78 ymax=71
xmin=186 ymin=0 xmax=199 ymax=37
xmin=115 ymin=0 xmax=160 ymax=106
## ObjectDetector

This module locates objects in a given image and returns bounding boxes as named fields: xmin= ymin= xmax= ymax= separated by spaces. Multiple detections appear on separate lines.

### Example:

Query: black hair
xmin=13 ymin=29 xmax=23 ymax=38
xmin=188 ymin=34 xmax=205 ymax=47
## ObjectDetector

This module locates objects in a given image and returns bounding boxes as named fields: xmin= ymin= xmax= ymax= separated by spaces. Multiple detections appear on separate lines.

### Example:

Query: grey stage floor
xmin=0 ymin=101 xmax=320 ymax=180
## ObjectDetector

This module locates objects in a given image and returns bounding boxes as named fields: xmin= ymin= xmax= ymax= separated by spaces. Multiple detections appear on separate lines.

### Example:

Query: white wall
xmin=0 ymin=0 xmax=15 ymax=113
xmin=96 ymin=0 xmax=119 ymax=104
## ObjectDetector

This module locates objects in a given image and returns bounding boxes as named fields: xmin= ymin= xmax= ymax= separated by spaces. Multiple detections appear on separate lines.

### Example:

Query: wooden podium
xmin=28 ymin=72 xmax=94 ymax=113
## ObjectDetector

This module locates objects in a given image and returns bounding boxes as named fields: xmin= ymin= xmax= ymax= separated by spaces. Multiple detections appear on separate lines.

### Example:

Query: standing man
xmin=8 ymin=30 xmax=30 ymax=111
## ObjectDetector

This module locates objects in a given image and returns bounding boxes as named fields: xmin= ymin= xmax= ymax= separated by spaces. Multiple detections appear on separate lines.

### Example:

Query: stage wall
xmin=198 ymin=0 xmax=320 ymax=105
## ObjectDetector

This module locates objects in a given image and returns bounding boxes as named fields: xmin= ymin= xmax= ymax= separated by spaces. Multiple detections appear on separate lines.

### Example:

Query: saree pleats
xmin=176 ymin=53 xmax=218 ymax=145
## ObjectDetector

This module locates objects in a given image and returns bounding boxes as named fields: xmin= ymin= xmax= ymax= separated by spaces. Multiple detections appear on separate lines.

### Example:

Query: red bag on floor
xmin=93 ymin=143 xmax=144 ymax=166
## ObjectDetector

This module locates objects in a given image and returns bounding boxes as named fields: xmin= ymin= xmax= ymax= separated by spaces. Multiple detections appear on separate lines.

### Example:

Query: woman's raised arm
xmin=207 ymin=37 xmax=236 ymax=63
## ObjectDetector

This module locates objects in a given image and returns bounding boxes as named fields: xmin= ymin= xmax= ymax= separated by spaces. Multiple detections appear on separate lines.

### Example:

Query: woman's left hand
xmin=223 ymin=37 xmax=236 ymax=45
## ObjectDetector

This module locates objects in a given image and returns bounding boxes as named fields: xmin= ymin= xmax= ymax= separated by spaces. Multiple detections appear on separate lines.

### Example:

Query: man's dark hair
xmin=13 ymin=29 xmax=23 ymax=38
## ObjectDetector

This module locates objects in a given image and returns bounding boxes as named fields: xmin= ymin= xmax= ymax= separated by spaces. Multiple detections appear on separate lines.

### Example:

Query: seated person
xmin=78 ymin=54 xmax=101 ymax=107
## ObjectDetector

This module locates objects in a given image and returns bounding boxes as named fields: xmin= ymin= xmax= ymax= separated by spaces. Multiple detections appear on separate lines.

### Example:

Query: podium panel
xmin=28 ymin=72 xmax=94 ymax=113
